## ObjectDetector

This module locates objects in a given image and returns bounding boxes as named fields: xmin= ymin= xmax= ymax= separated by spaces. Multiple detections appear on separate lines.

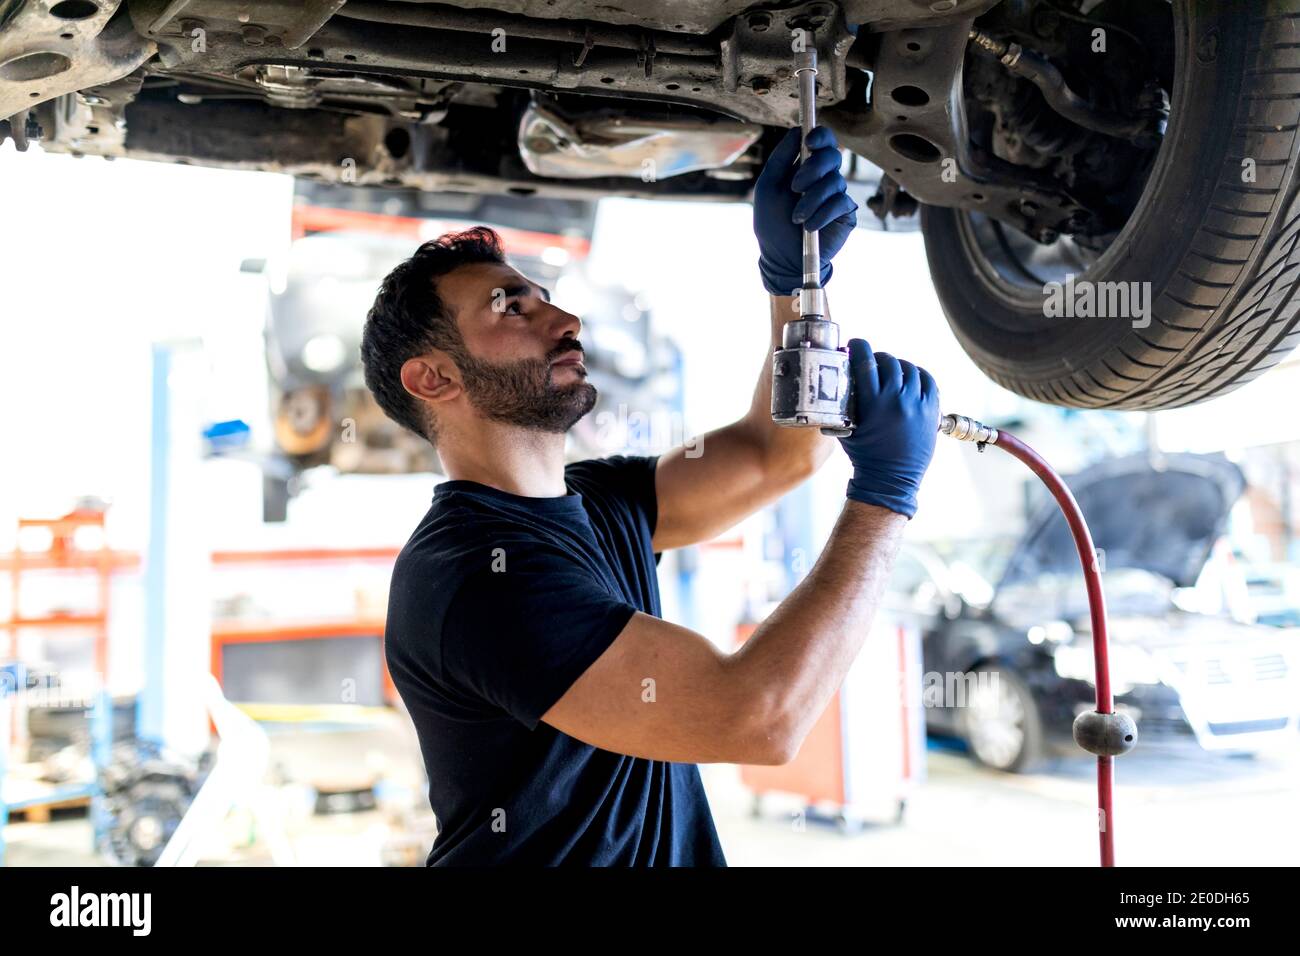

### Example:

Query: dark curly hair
xmin=360 ymin=226 xmax=506 ymax=444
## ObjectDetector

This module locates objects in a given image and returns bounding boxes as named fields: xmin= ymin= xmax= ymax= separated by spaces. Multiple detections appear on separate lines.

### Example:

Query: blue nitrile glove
xmin=753 ymin=125 xmax=859 ymax=297
xmin=838 ymin=338 xmax=940 ymax=519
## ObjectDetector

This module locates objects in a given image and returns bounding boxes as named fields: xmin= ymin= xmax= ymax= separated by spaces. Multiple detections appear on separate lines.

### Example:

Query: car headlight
xmin=1054 ymin=642 xmax=1162 ymax=693
xmin=1028 ymin=620 xmax=1074 ymax=645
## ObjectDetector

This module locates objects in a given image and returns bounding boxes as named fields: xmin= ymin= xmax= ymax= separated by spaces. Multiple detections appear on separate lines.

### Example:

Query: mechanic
xmin=360 ymin=125 xmax=940 ymax=866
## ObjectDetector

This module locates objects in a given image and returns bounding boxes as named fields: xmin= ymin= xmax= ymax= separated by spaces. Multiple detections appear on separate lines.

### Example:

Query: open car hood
xmin=997 ymin=452 xmax=1246 ymax=590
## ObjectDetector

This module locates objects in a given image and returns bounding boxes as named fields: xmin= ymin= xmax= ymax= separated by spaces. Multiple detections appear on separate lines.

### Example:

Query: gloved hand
xmin=753 ymin=125 xmax=859 ymax=297
xmin=838 ymin=338 xmax=940 ymax=519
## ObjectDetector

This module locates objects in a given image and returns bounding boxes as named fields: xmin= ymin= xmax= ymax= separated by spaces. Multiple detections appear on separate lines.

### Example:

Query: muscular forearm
xmin=728 ymin=499 xmax=907 ymax=759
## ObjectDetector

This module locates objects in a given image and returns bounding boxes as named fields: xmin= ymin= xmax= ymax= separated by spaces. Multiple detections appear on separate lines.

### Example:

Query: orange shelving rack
xmin=0 ymin=502 xmax=140 ymax=863
xmin=5 ymin=505 xmax=117 ymax=678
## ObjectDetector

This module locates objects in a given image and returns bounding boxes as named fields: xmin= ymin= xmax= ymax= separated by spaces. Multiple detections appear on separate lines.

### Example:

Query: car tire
xmin=959 ymin=665 xmax=1045 ymax=773
xmin=921 ymin=0 xmax=1300 ymax=410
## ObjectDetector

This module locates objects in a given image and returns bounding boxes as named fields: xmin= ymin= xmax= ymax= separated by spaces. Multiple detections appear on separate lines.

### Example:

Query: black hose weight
xmin=1072 ymin=709 xmax=1138 ymax=757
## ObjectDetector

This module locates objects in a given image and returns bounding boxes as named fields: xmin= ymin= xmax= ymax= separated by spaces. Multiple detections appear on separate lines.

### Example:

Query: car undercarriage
xmin=2 ymin=0 xmax=1170 ymax=242
xmin=11 ymin=1 xmax=1300 ymax=414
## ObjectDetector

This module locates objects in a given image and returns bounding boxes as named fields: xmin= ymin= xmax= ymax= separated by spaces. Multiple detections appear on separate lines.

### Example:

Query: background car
xmin=887 ymin=451 xmax=1300 ymax=772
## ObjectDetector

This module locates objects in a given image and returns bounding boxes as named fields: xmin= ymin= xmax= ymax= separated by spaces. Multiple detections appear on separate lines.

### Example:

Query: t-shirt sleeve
xmin=568 ymin=453 xmax=662 ymax=563
xmin=625 ymin=453 xmax=663 ymax=565
xmin=613 ymin=453 xmax=660 ymax=542
xmin=438 ymin=554 xmax=638 ymax=731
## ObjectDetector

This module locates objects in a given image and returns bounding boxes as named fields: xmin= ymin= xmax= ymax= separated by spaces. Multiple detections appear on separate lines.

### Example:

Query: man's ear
xmin=400 ymin=351 xmax=462 ymax=407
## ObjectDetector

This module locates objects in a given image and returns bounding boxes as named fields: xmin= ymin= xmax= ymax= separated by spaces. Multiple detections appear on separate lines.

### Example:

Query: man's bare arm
xmin=541 ymin=499 xmax=905 ymax=765
xmin=651 ymin=294 xmax=838 ymax=552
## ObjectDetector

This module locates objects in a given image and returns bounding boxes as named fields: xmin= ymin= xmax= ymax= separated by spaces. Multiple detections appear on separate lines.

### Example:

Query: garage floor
xmin=707 ymin=745 xmax=1300 ymax=866
xmin=5 ymin=724 xmax=1298 ymax=867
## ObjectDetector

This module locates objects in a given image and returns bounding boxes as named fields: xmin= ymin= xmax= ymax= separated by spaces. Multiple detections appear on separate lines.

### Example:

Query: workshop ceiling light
xmin=541 ymin=246 xmax=570 ymax=267
xmin=301 ymin=333 xmax=347 ymax=373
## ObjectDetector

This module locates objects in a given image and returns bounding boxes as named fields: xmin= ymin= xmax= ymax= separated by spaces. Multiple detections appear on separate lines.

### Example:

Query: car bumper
xmin=1043 ymin=679 xmax=1299 ymax=754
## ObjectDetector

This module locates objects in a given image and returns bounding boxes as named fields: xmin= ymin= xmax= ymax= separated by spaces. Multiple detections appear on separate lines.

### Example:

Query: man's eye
xmin=504 ymin=300 xmax=524 ymax=315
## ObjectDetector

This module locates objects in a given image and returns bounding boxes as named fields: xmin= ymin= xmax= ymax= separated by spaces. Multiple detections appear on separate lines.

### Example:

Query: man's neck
xmin=438 ymin=419 xmax=569 ymax=497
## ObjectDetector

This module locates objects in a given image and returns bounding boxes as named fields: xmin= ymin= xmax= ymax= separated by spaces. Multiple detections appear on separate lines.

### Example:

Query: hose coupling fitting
xmin=939 ymin=413 xmax=998 ymax=444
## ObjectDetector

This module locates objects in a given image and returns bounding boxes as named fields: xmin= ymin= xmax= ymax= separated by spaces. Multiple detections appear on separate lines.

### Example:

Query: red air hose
xmin=939 ymin=415 xmax=1137 ymax=867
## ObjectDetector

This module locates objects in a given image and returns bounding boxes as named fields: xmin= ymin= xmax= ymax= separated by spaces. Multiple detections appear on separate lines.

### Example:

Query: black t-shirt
xmin=384 ymin=454 xmax=728 ymax=866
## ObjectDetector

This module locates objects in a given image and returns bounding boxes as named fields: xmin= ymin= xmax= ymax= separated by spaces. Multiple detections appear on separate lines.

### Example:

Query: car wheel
xmin=922 ymin=0 xmax=1300 ymax=409
xmin=958 ymin=666 xmax=1045 ymax=773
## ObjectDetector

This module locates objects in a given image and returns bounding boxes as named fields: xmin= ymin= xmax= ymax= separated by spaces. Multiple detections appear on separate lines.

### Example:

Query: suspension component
xmin=969 ymin=30 xmax=1168 ymax=148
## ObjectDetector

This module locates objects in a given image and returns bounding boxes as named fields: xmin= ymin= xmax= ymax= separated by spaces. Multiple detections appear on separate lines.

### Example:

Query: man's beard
xmin=453 ymin=347 xmax=597 ymax=433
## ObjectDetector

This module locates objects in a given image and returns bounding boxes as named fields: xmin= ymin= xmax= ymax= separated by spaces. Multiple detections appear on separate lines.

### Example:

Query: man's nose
xmin=549 ymin=303 xmax=582 ymax=343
